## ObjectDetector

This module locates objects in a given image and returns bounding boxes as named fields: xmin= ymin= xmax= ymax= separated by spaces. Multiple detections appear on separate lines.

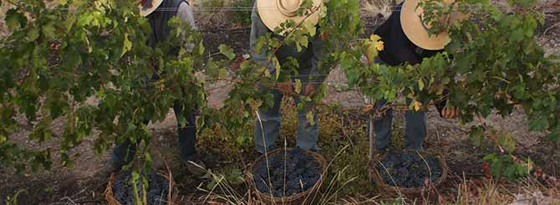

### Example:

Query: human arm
xmin=177 ymin=2 xmax=197 ymax=30
xmin=176 ymin=2 xmax=197 ymax=53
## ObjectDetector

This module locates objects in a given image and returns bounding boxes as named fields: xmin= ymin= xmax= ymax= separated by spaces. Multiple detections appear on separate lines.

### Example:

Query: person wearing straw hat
xmin=371 ymin=0 xmax=462 ymax=151
xmin=98 ymin=0 xmax=205 ymax=177
xmin=250 ymin=0 xmax=325 ymax=154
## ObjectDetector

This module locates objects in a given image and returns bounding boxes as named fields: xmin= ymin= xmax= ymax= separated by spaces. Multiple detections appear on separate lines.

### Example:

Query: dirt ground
xmin=1 ymin=1 xmax=560 ymax=204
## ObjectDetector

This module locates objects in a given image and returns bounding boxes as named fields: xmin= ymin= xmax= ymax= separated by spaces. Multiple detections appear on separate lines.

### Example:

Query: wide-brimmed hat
xmin=257 ymin=0 xmax=322 ymax=35
xmin=140 ymin=0 xmax=164 ymax=17
xmin=401 ymin=0 xmax=466 ymax=50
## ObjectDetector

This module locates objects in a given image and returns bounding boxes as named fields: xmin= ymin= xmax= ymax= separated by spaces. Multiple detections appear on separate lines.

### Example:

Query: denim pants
xmin=110 ymin=103 xmax=198 ymax=166
xmin=370 ymin=58 xmax=427 ymax=151
xmin=254 ymin=89 xmax=319 ymax=154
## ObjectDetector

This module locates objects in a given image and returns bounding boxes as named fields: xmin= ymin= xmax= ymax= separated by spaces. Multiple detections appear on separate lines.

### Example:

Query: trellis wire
xmin=3 ymin=5 xmax=497 ymax=12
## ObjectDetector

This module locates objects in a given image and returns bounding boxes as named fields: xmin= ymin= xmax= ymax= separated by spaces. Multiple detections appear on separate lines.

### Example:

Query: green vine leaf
xmin=295 ymin=79 xmax=303 ymax=94
xmin=121 ymin=33 xmax=132 ymax=57
xmin=306 ymin=111 xmax=315 ymax=126
xmin=219 ymin=44 xmax=235 ymax=60
xmin=5 ymin=9 xmax=27 ymax=30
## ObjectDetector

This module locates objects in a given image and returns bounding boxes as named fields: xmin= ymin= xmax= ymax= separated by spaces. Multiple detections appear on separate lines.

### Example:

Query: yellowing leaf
xmin=414 ymin=100 xmax=422 ymax=111
xmin=370 ymin=34 xmax=381 ymax=41
xmin=199 ymin=41 xmax=205 ymax=55
xmin=264 ymin=68 xmax=271 ymax=78
xmin=375 ymin=40 xmax=384 ymax=51
xmin=306 ymin=111 xmax=315 ymax=125
xmin=418 ymin=79 xmax=425 ymax=90
xmin=498 ymin=133 xmax=516 ymax=153
xmin=365 ymin=44 xmax=377 ymax=64
xmin=306 ymin=21 xmax=317 ymax=37
xmin=295 ymin=79 xmax=302 ymax=94
xmin=272 ymin=57 xmax=281 ymax=80
xmin=121 ymin=33 xmax=132 ymax=57
xmin=320 ymin=3 xmax=328 ymax=18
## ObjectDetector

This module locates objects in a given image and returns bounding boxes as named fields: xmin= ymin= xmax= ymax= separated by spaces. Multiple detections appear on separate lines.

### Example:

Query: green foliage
xmin=203 ymin=164 xmax=245 ymax=190
xmin=0 ymin=0 xmax=558 ymax=189
xmin=341 ymin=0 xmax=559 ymax=179
xmin=4 ymin=189 xmax=26 ymax=205
xmin=228 ymin=0 xmax=252 ymax=26
xmin=0 ymin=0 xmax=217 ymax=173
xmin=219 ymin=44 xmax=235 ymax=60
xmin=204 ymin=0 xmax=331 ymax=147
xmin=483 ymin=154 xmax=532 ymax=179
xmin=438 ymin=0 xmax=558 ymax=178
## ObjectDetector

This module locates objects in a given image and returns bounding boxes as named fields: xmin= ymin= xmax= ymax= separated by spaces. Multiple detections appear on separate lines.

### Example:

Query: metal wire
xmin=126 ymin=7 xmax=485 ymax=12
xmin=8 ymin=4 xmax=493 ymax=12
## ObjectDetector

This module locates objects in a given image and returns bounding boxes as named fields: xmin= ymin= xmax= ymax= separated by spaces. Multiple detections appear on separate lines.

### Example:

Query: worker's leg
xmin=404 ymin=98 xmax=427 ymax=150
xmin=294 ymin=97 xmax=319 ymax=151
xmin=254 ymin=89 xmax=283 ymax=154
xmin=371 ymin=99 xmax=393 ymax=151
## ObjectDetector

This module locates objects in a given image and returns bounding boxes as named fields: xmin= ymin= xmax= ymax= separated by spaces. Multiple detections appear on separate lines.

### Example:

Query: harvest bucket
xmin=246 ymin=148 xmax=328 ymax=205
xmin=368 ymin=149 xmax=448 ymax=195
xmin=104 ymin=171 xmax=180 ymax=205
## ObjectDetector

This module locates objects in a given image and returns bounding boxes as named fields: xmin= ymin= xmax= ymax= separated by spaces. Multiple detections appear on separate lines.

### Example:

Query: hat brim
xmin=400 ymin=0 xmax=463 ymax=50
xmin=140 ymin=0 xmax=164 ymax=17
xmin=257 ymin=0 xmax=322 ymax=36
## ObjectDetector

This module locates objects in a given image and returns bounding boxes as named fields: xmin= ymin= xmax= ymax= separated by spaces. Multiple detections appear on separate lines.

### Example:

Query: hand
xmin=441 ymin=107 xmax=459 ymax=119
xmin=277 ymin=81 xmax=293 ymax=95
xmin=320 ymin=31 xmax=329 ymax=41
xmin=304 ymin=84 xmax=316 ymax=96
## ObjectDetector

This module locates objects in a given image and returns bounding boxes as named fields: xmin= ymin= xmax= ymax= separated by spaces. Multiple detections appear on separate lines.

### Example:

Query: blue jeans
xmin=369 ymin=58 xmax=427 ymax=151
xmin=254 ymin=89 xmax=319 ymax=154
xmin=110 ymin=103 xmax=198 ymax=166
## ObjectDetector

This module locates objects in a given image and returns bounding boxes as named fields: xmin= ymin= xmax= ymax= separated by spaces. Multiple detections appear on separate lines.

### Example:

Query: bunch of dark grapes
xmin=252 ymin=149 xmax=322 ymax=197
xmin=375 ymin=152 xmax=442 ymax=188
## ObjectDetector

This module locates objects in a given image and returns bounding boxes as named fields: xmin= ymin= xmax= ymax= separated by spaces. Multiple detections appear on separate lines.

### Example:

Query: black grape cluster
xmin=113 ymin=170 xmax=172 ymax=205
xmin=252 ymin=149 xmax=321 ymax=197
xmin=375 ymin=152 xmax=442 ymax=188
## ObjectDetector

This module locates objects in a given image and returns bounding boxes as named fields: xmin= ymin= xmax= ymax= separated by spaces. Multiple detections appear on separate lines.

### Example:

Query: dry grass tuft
xmin=360 ymin=0 xmax=402 ymax=19
xmin=451 ymin=177 xmax=560 ymax=205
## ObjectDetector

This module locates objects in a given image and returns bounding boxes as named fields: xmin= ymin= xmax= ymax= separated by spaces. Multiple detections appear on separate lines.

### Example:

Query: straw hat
xmin=140 ymin=0 xmax=164 ymax=17
xmin=257 ymin=0 xmax=322 ymax=35
xmin=400 ymin=0 xmax=465 ymax=50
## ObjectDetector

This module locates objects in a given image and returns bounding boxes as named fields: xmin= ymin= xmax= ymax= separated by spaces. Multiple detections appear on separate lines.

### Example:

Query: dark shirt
xmin=374 ymin=3 xmax=441 ymax=66
xmin=147 ymin=0 xmax=194 ymax=47
xmin=145 ymin=0 xmax=195 ymax=78
xmin=250 ymin=2 xmax=325 ymax=83
xmin=375 ymin=2 xmax=449 ymax=115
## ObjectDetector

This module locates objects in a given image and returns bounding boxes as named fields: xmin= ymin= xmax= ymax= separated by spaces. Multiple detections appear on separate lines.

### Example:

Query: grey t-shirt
xmin=177 ymin=2 xmax=197 ymax=51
